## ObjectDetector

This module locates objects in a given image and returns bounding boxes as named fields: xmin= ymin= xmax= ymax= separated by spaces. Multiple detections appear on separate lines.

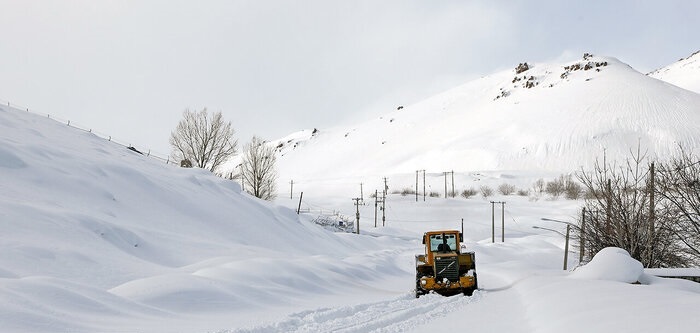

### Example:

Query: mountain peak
xmin=277 ymin=54 xmax=700 ymax=181
xmin=648 ymin=50 xmax=700 ymax=93
xmin=494 ymin=53 xmax=619 ymax=101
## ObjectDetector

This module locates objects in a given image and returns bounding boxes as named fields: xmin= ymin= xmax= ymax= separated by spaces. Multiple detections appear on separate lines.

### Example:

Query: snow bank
xmin=0 ymin=104 xmax=411 ymax=332
xmin=571 ymin=247 xmax=644 ymax=283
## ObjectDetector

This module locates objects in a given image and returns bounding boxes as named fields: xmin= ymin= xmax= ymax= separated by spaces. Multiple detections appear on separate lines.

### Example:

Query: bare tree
xmin=240 ymin=136 xmax=277 ymax=200
xmin=576 ymin=148 xmax=684 ymax=267
xmin=656 ymin=147 xmax=700 ymax=265
xmin=169 ymin=108 xmax=237 ymax=172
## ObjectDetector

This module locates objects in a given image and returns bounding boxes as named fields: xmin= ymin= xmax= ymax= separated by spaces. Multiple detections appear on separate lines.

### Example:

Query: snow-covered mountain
xmin=649 ymin=50 xmax=700 ymax=93
xmin=276 ymin=54 xmax=700 ymax=183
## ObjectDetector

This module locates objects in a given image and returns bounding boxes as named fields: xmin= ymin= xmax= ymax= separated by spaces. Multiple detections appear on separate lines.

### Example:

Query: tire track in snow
xmin=223 ymin=291 xmax=482 ymax=333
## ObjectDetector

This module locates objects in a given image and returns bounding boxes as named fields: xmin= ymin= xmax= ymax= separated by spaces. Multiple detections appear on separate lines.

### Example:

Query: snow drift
xmin=571 ymin=247 xmax=644 ymax=283
xmin=0 ymin=104 xmax=409 ymax=332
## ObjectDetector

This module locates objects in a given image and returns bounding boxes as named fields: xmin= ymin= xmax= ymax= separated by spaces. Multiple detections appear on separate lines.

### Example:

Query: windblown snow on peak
xmin=648 ymin=50 xmax=700 ymax=94
xmin=277 ymin=54 xmax=700 ymax=182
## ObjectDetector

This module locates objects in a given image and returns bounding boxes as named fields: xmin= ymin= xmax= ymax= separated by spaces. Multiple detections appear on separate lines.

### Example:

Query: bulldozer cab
xmin=427 ymin=232 xmax=460 ymax=252
xmin=421 ymin=230 xmax=463 ymax=264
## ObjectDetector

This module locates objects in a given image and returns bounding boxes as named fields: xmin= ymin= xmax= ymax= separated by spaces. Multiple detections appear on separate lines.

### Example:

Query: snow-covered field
xmin=2 ymin=52 xmax=700 ymax=332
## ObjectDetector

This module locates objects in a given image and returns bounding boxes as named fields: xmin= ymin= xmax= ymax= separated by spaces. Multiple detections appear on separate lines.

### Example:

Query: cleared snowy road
xmin=226 ymin=293 xmax=482 ymax=333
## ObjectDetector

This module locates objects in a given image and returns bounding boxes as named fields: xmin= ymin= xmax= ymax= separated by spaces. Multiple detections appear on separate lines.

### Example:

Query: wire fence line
xmin=0 ymin=98 xmax=177 ymax=166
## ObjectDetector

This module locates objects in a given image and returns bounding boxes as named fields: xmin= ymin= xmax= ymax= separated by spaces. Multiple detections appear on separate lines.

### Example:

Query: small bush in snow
xmin=480 ymin=186 xmax=494 ymax=198
xmin=564 ymin=177 xmax=583 ymax=200
xmin=498 ymin=183 xmax=517 ymax=195
xmin=545 ymin=177 xmax=566 ymax=198
xmin=533 ymin=178 xmax=545 ymax=195
xmin=544 ymin=174 xmax=581 ymax=199
xmin=517 ymin=189 xmax=529 ymax=196
xmin=400 ymin=188 xmax=416 ymax=196
xmin=429 ymin=191 xmax=440 ymax=198
xmin=461 ymin=188 xmax=477 ymax=199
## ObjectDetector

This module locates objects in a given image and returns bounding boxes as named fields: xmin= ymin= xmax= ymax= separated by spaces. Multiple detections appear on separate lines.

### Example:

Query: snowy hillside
xmin=0 ymin=105 xmax=409 ymax=332
xmin=275 ymin=54 xmax=700 ymax=185
xmin=649 ymin=50 xmax=700 ymax=93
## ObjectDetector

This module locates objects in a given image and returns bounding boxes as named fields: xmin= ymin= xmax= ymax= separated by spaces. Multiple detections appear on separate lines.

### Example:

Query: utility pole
xmin=383 ymin=177 xmax=389 ymax=197
xmin=491 ymin=201 xmax=495 ymax=243
xmin=501 ymin=202 xmax=505 ymax=242
xmin=606 ymin=178 xmax=612 ymax=235
xmin=381 ymin=192 xmax=386 ymax=227
xmin=564 ymin=224 xmax=571 ymax=270
xmin=540 ymin=218 xmax=574 ymax=270
xmin=647 ymin=162 xmax=655 ymax=267
xmin=374 ymin=189 xmax=378 ymax=227
xmin=451 ymin=170 xmax=455 ymax=198
xmin=352 ymin=198 xmax=362 ymax=234
xmin=422 ymin=169 xmax=426 ymax=201
xmin=360 ymin=183 xmax=364 ymax=203
xmin=290 ymin=180 xmax=294 ymax=199
xmin=415 ymin=170 xmax=419 ymax=202
xmin=490 ymin=201 xmax=505 ymax=242
xmin=444 ymin=172 xmax=448 ymax=198
xmin=297 ymin=192 xmax=303 ymax=214
xmin=580 ymin=208 xmax=586 ymax=263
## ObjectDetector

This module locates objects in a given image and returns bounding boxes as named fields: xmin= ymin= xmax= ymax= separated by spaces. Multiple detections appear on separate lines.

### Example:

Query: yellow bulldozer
xmin=415 ymin=230 xmax=478 ymax=298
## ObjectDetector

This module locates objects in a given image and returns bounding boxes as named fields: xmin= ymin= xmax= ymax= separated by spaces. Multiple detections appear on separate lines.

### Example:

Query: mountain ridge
xmin=648 ymin=50 xmax=700 ymax=94
xmin=274 ymin=54 xmax=700 ymax=182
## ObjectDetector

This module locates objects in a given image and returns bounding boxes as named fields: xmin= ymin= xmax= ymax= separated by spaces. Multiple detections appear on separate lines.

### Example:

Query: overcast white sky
xmin=1 ymin=0 xmax=698 ymax=155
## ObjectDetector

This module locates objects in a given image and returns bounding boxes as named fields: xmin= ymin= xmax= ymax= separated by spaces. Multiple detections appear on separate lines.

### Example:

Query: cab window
xmin=429 ymin=233 xmax=457 ymax=252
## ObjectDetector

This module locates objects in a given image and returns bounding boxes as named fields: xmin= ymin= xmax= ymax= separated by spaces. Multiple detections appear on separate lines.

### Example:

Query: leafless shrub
xmin=533 ymin=178 xmax=545 ymax=195
xmin=563 ymin=176 xmax=584 ymax=200
xmin=461 ymin=188 xmax=477 ymax=199
xmin=401 ymin=188 xmax=416 ymax=196
xmin=498 ymin=183 xmax=517 ymax=195
xmin=480 ymin=186 xmax=494 ymax=198
xmin=546 ymin=177 xmax=566 ymax=198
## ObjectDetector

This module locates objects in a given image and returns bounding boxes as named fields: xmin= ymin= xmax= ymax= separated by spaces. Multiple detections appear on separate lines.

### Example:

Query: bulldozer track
xmin=225 ymin=292 xmax=482 ymax=333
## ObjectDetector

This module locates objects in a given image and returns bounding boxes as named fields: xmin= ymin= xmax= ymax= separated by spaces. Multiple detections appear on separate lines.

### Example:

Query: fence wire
xmin=0 ymin=98 xmax=175 ymax=165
